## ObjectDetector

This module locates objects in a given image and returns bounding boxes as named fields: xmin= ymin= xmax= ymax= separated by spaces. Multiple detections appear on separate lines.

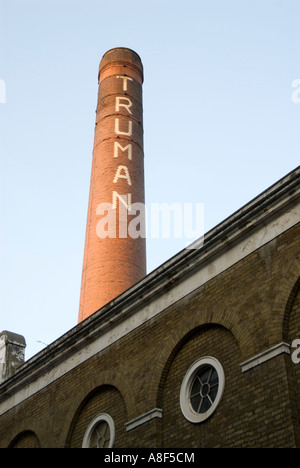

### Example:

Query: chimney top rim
xmin=98 ymin=47 xmax=143 ymax=84
xmin=101 ymin=47 xmax=142 ymax=62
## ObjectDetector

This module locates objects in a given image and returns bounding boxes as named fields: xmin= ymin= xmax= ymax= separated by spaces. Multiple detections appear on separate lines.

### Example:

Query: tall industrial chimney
xmin=78 ymin=48 xmax=146 ymax=323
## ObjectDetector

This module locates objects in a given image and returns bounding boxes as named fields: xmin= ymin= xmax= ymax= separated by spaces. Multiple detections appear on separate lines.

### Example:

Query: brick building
xmin=0 ymin=49 xmax=299 ymax=448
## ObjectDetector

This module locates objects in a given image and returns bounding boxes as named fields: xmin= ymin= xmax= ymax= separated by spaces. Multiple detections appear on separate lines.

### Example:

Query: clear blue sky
xmin=0 ymin=0 xmax=299 ymax=359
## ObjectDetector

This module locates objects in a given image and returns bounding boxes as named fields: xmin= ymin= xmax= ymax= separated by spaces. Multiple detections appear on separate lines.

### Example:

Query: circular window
xmin=180 ymin=357 xmax=225 ymax=423
xmin=82 ymin=413 xmax=115 ymax=448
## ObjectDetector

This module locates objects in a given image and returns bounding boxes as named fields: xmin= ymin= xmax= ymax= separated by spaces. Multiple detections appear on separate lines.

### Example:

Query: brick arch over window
xmin=155 ymin=323 xmax=241 ymax=408
xmin=157 ymin=325 xmax=242 ymax=448
xmin=285 ymin=278 xmax=300 ymax=446
xmin=8 ymin=430 xmax=40 ymax=448
xmin=66 ymin=385 xmax=127 ymax=448
xmin=142 ymin=287 xmax=252 ymax=417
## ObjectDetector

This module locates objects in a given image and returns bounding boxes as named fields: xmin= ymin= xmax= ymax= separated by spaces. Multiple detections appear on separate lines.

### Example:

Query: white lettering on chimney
xmin=112 ymin=76 xmax=136 ymax=211
xmin=116 ymin=75 xmax=133 ymax=91
xmin=114 ymin=142 xmax=132 ymax=161
xmin=116 ymin=96 xmax=133 ymax=114
xmin=115 ymin=118 xmax=133 ymax=136
xmin=113 ymin=165 xmax=132 ymax=186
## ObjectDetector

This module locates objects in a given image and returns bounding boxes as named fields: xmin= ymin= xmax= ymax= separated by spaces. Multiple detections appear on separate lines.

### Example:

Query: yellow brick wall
xmin=0 ymin=224 xmax=299 ymax=448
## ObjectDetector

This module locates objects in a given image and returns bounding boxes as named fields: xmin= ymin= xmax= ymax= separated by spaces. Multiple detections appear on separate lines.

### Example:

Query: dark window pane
xmin=190 ymin=394 xmax=202 ymax=412
xmin=190 ymin=376 xmax=201 ymax=397
xmin=189 ymin=365 xmax=220 ymax=415
xmin=199 ymin=366 xmax=211 ymax=384
xmin=210 ymin=369 xmax=219 ymax=387
xmin=200 ymin=396 xmax=212 ymax=413
xmin=210 ymin=386 xmax=218 ymax=403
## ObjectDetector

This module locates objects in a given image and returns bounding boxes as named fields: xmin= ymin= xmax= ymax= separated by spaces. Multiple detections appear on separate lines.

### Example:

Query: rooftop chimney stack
xmin=78 ymin=48 xmax=146 ymax=323
xmin=0 ymin=331 xmax=26 ymax=383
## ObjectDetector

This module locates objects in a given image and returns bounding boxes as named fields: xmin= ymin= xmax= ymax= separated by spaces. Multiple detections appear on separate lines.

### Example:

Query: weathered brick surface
xmin=0 ymin=224 xmax=299 ymax=448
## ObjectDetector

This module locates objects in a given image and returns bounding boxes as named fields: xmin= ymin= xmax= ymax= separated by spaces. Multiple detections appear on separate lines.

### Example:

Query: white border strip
xmin=240 ymin=342 xmax=291 ymax=373
xmin=125 ymin=408 xmax=163 ymax=432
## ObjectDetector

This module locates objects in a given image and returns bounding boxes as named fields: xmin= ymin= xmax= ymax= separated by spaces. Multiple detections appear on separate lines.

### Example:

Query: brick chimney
xmin=78 ymin=48 xmax=147 ymax=323
xmin=0 ymin=331 xmax=26 ymax=383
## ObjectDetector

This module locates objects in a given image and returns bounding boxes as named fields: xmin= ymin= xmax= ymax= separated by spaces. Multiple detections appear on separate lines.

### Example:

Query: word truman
xmin=112 ymin=75 xmax=135 ymax=211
